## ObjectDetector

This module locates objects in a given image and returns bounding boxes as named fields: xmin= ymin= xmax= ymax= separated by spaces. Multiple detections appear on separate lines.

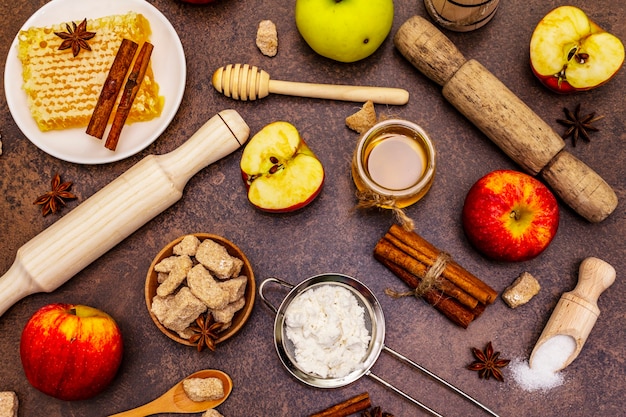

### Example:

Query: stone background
xmin=0 ymin=0 xmax=624 ymax=416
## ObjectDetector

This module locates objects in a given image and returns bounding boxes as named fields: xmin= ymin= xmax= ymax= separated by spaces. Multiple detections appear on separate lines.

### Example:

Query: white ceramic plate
xmin=4 ymin=0 xmax=186 ymax=164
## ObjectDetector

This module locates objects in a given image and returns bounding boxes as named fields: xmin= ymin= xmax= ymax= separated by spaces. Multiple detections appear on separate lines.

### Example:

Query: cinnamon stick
xmin=87 ymin=39 xmax=138 ymax=139
xmin=375 ymin=237 xmax=479 ymax=309
xmin=308 ymin=392 xmax=371 ymax=417
xmin=387 ymin=224 xmax=498 ymax=304
xmin=105 ymin=42 xmax=154 ymax=151
xmin=375 ymin=254 xmax=475 ymax=328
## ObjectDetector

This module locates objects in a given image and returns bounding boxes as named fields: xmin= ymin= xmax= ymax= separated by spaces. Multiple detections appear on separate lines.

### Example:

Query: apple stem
xmin=510 ymin=210 xmax=521 ymax=221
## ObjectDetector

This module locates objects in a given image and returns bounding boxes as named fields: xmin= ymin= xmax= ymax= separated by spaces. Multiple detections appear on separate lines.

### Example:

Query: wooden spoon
xmin=108 ymin=369 xmax=233 ymax=416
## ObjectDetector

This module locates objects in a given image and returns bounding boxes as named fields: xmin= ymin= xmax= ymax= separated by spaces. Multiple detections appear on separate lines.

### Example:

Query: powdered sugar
xmin=284 ymin=284 xmax=371 ymax=378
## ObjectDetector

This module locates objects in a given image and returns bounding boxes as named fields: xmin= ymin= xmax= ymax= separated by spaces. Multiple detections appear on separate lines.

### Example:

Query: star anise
xmin=188 ymin=312 xmax=225 ymax=352
xmin=33 ymin=173 xmax=77 ymax=216
xmin=467 ymin=341 xmax=510 ymax=382
xmin=361 ymin=406 xmax=394 ymax=417
xmin=54 ymin=18 xmax=96 ymax=57
xmin=557 ymin=104 xmax=604 ymax=147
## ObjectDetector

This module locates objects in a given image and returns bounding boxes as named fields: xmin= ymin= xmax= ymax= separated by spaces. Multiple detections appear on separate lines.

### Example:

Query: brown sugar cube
xmin=157 ymin=271 xmax=169 ymax=284
xmin=196 ymin=239 xmax=243 ymax=279
xmin=211 ymin=297 xmax=245 ymax=325
xmin=345 ymin=100 xmax=377 ymax=134
xmin=154 ymin=255 xmax=183 ymax=272
xmin=183 ymin=377 xmax=225 ymax=402
xmin=0 ymin=392 xmax=18 ymax=417
xmin=187 ymin=264 xmax=230 ymax=310
xmin=173 ymin=235 xmax=202 ymax=256
xmin=156 ymin=255 xmax=193 ymax=297
xmin=256 ymin=20 xmax=278 ymax=57
xmin=502 ymin=272 xmax=541 ymax=308
xmin=202 ymin=409 xmax=224 ymax=417
xmin=219 ymin=275 xmax=248 ymax=303
xmin=151 ymin=287 xmax=207 ymax=333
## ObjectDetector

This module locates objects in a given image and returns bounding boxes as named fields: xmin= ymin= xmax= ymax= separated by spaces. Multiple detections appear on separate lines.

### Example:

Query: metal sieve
xmin=259 ymin=273 xmax=500 ymax=417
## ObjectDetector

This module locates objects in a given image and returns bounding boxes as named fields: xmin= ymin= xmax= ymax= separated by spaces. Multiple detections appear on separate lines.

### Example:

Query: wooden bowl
xmin=145 ymin=233 xmax=255 ymax=347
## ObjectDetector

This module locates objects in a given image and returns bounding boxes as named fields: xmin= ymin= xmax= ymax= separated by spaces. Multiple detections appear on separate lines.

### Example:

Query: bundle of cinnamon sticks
xmin=374 ymin=224 xmax=498 ymax=328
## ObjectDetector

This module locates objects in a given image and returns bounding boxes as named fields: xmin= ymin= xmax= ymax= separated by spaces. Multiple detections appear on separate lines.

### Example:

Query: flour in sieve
xmin=284 ymin=284 xmax=371 ymax=378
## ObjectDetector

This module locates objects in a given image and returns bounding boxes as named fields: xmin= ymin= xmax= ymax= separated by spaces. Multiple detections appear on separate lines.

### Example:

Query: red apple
xmin=462 ymin=170 xmax=559 ymax=262
xmin=530 ymin=5 xmax=625 ymax=93
xmin=240 ymin=121 xmax=324 ymax=212
xmin=20 ymin=303 xmax=123 ymax=401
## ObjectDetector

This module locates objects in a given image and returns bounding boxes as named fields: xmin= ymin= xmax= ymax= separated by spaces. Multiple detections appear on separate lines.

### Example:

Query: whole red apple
xmin=530 ymin=6 xmax=625 ymax=93
xmin=20 ymin=303 xmax=123 ymax=401
xmin=462 ymin=170 xmax=559 ymax=262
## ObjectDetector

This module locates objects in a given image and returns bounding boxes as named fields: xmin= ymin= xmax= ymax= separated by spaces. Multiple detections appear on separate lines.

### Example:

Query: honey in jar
xmin=352 ymin=119 xmax=436 ymax=209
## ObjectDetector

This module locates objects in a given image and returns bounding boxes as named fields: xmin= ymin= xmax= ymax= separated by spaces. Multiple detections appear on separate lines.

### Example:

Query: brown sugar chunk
xmin=219 ymin=275 xmax=248 ymax=303
xmin=173 ymin=235 xmax=202 ymax=256
xmin=202 ymin=409 xmax=224 ymax=417
xmin=256 ymin=20 xmax=278 ymax=57
xmin=502 ymin=272 xmax=541 ymax=308
xmin=151 ymin=287 xmax=207 ymax=334
xmin=0 ymin=392 xmax=18 ymax=417
xmin=183 ymin=377 xmax=225 ymax=402
xmin=155 ymin=255 xmax=193 ymax=297
xmin=196 ymin=239 xmax=243 ymax=279
xmin=187 ymin=264 xmax=230 ymax=310
xmin=211 ymin=297 xmax=246 ymax=324
xmin=346 ymin=100 xmax=377 ymax=134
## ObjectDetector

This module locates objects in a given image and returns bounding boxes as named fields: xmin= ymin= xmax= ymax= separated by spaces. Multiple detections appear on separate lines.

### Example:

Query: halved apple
xmin=240 ymin=121 xmax=324 ymax=212
xmin=530 ymin=5 xmax=625 ymax=93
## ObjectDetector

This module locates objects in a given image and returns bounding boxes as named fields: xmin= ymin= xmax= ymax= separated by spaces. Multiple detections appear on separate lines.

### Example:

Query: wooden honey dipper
xmin=212 ymin=63 xmax=410 ymax=105
xmin=530 ymin=257 xmax=616 ymax=371
xmin=394 ymin=16 xmax=617 ymax=222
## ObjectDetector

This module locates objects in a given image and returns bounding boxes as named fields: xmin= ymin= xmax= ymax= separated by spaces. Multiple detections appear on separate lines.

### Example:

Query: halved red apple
xmin=530 ymin=5 xmax=625 ymax=93
xmin=240 ymin=121 xmax=324 ymax=212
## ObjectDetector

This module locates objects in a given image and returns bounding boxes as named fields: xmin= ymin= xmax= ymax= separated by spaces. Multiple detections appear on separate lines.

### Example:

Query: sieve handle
xmin=382 ymin=345 xmax=500 ymax=417
xmin=258 ymin=277 xmax=294 ymax=315
xmin=366 ymin=371 xmax=444 ymax=417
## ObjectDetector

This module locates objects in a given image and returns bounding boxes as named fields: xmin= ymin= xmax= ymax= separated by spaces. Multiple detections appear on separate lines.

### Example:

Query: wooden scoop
xmin=529 ymin=257 xmax=616 ymax=371
xmin=212 ymin=63 xmax=409 ymax=105
xmin=108 ymin=369 xmax=233 ymax=416
xmin=0 ymin=110 xmax=249 ymax=317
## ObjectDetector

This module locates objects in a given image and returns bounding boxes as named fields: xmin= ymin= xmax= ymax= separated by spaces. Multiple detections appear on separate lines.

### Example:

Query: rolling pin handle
xmin=0 ymin=259 xmax=40 ymax=316
xmin=393 ymin=15 xmax=468 ymax=86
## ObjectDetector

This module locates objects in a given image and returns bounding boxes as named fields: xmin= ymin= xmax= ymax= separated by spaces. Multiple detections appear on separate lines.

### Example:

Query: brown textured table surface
xmin=1 ymin=1 xmax=624 ymax=416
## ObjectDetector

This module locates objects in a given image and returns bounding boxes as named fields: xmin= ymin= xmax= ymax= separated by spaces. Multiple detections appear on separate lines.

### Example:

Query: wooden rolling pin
xmin=212 ymin=63 xmax=410 ymax=105
xmin=530 ymin=257 xmax=616 ymax=371
xmin=0 ymin=110 xmax=249 ymax=317
xmin=394 ymin=16 xmax=617 ymax=222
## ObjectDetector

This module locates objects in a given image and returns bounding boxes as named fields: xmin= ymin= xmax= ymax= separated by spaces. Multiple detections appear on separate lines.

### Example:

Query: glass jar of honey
xmin=352 ymin=119 xmax=436 ymax=209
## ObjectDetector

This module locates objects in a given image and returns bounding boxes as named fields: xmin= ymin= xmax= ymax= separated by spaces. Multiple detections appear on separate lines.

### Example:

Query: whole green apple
xmin=295 ymin=0 xmax=394 ymax=63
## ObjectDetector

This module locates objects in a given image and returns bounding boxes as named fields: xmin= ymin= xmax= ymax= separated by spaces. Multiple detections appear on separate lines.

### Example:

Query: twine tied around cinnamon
xmin=355 ymin=189 xmax=415 ymax=231
xmin=385 ymin=251 xmax=452 ymax=299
